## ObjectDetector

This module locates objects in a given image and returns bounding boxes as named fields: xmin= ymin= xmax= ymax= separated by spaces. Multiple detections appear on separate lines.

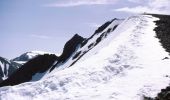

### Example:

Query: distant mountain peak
xmin=26 ymin=50 xmax=52 ymax=54
xmin=11 ymin=50 xmax=54 ymax=64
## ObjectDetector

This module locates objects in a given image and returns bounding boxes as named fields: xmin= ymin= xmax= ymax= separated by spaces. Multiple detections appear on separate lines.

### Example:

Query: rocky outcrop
xmin=50 ymin=34 xmax=85 ymax=71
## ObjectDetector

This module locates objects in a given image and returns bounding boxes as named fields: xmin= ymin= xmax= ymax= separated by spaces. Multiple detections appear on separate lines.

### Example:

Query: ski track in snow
xmin=0 ymin=15 xmax=170 ymax=100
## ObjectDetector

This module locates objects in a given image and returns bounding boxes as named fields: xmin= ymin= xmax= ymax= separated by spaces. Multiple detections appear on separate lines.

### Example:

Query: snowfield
xmin=0 ymin=15 xmax=170 ymax=100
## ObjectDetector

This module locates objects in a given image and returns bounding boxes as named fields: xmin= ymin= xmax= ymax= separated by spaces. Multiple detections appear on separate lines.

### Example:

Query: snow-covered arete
xmin=0 ymin=15 xmax=170 ymax=100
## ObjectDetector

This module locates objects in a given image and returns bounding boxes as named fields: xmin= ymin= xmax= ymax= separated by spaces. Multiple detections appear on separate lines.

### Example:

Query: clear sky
xmin=0 ymin=0 xmax=169 ymax=59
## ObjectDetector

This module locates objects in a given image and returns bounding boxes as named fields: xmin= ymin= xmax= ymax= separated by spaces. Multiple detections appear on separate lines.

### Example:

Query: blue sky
xmin=0 ymin=0 xmax=169 ymax=59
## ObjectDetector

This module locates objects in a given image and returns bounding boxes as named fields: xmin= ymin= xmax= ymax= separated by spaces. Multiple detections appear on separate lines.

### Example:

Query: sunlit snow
xmin=0 ymin=15 xmax=170 ymax=100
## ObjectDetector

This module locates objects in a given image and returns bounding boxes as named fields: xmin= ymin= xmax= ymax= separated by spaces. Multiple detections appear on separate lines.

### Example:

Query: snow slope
xmin=0 ymin=15 xmax=170 ymax=100
xmin=49 ymin=18 xmax=123 ymax=72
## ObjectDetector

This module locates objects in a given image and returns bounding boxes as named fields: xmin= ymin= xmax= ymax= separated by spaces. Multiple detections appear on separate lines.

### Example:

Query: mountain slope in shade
xmin=0 ymin=18 xmax=121 ymax=86
xmin=50 ymin=34 xmax=85 ymax=71
xmin=0 ymin=34 xmax=84 ymax=86
xmin=0 ymin=54 xmax=58 ymax=86
xmin=0 ymin=51 xmax=57 ymax=85
xmin=0 ymin=56 xmax=21 ymax=82
xmin=0 ymin=14 xmax=170 ymax=100
xmin=12 ymin=51 xmax=53 ymax=64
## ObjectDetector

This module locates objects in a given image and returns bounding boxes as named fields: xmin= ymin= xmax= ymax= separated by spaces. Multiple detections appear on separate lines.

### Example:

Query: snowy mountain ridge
xmin=49 ymin=18 xmax=123 ymax=72
xmin=0 ymin=14 xmax=170 ymax=100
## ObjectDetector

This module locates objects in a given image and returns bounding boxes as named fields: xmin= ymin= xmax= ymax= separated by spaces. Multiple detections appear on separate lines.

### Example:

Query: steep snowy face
xmin=50 ymin=18 xmax=123 ymax=71
xmin=50 ymin=34 xmax=85 ymax=71
xmin=70 ymin=18 xmax=123 ymax=66
xmin=0 ymin=15 xmax=170 ymax=100
xmin=12 ymin=51 xmax=52 ymax=64
xmin=0 ymin=19 xmax=122 ymax=87
xmin=0 ymin=57 xmax=20 ymax=82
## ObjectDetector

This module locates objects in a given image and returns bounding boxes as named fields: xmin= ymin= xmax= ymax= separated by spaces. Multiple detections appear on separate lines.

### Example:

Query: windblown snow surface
xmin=0 ymin=15 xmax=170 ymax=100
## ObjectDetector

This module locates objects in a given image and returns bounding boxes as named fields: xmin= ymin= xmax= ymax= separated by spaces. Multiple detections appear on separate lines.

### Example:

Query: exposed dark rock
xmin=0 ymin=54 xmax=58 ymax=87
xmin=0 ymin=34 xmax=84 ymax=86
xmin=81 ymin=39 xmax=88 ymax=47
xmin=94 ymin=18 xmax=117 ymax=34
xmin=0 ymin=18 xmax=121 ymax=87
xmin=143 ymin=14 xmax=170 ymax=100
xmin=162 ymin=57 xmax=169 ymax=60
xmin=143 ymin=96 xmax=154 ymax=100
xmin=95 ymin=32 xmax=105 ymax=46
xmin=88 ymin=43 xmax=94 ymax=49
xmin=58 ymin=34 xmax=85 ymax=62
xmin=154 ymin=86 xmax=170 ymax=100
xmin=80 ymin=18 xmax=118 ymax=48
xmin=151 ymin=14 xmax=170 ymax=54
xmin=152 ymin=14 xmax=170 ymax=100
xmin=107 ymin=28 xmax=112 ymax=33
xmin=69 ymin=19 xmax=120 ymax=67
xmin=50 ymin=34 xmax=85 ymax=71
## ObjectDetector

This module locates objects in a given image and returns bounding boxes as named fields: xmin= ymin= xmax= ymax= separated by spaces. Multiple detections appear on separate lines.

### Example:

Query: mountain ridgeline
xmin=50 ymin=34 xmax=85 ymax=71
xmin=0 ymin=14 xmax=170 ymax=100
xmin=0 ymin=18 xmax=122 ymax=87
xmin=0 ymin=34 xmax=84 ymax=86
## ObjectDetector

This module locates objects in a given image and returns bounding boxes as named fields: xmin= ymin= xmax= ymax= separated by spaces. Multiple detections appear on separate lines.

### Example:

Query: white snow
xmin=0 ymin=15 xmax=170 ymax=100
xmin=78 ymin=19 xmax=124 ymax=59
xmin=29 ymin=51 xmax=59 ymax=56
xmin=0 ymin=61 xmax=5 ymax=74
xmin=13 ymin=51 xmax=58 ymax=64
xmin=0 ymin=61 xmax=9 ymax=80
xmin=26 ymin=51 xmax=51 ymax=59
xmin=13 ymin=61 xmax=26 ymax=65
xmin=49 ymin=19 xmax=123 ymax=72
